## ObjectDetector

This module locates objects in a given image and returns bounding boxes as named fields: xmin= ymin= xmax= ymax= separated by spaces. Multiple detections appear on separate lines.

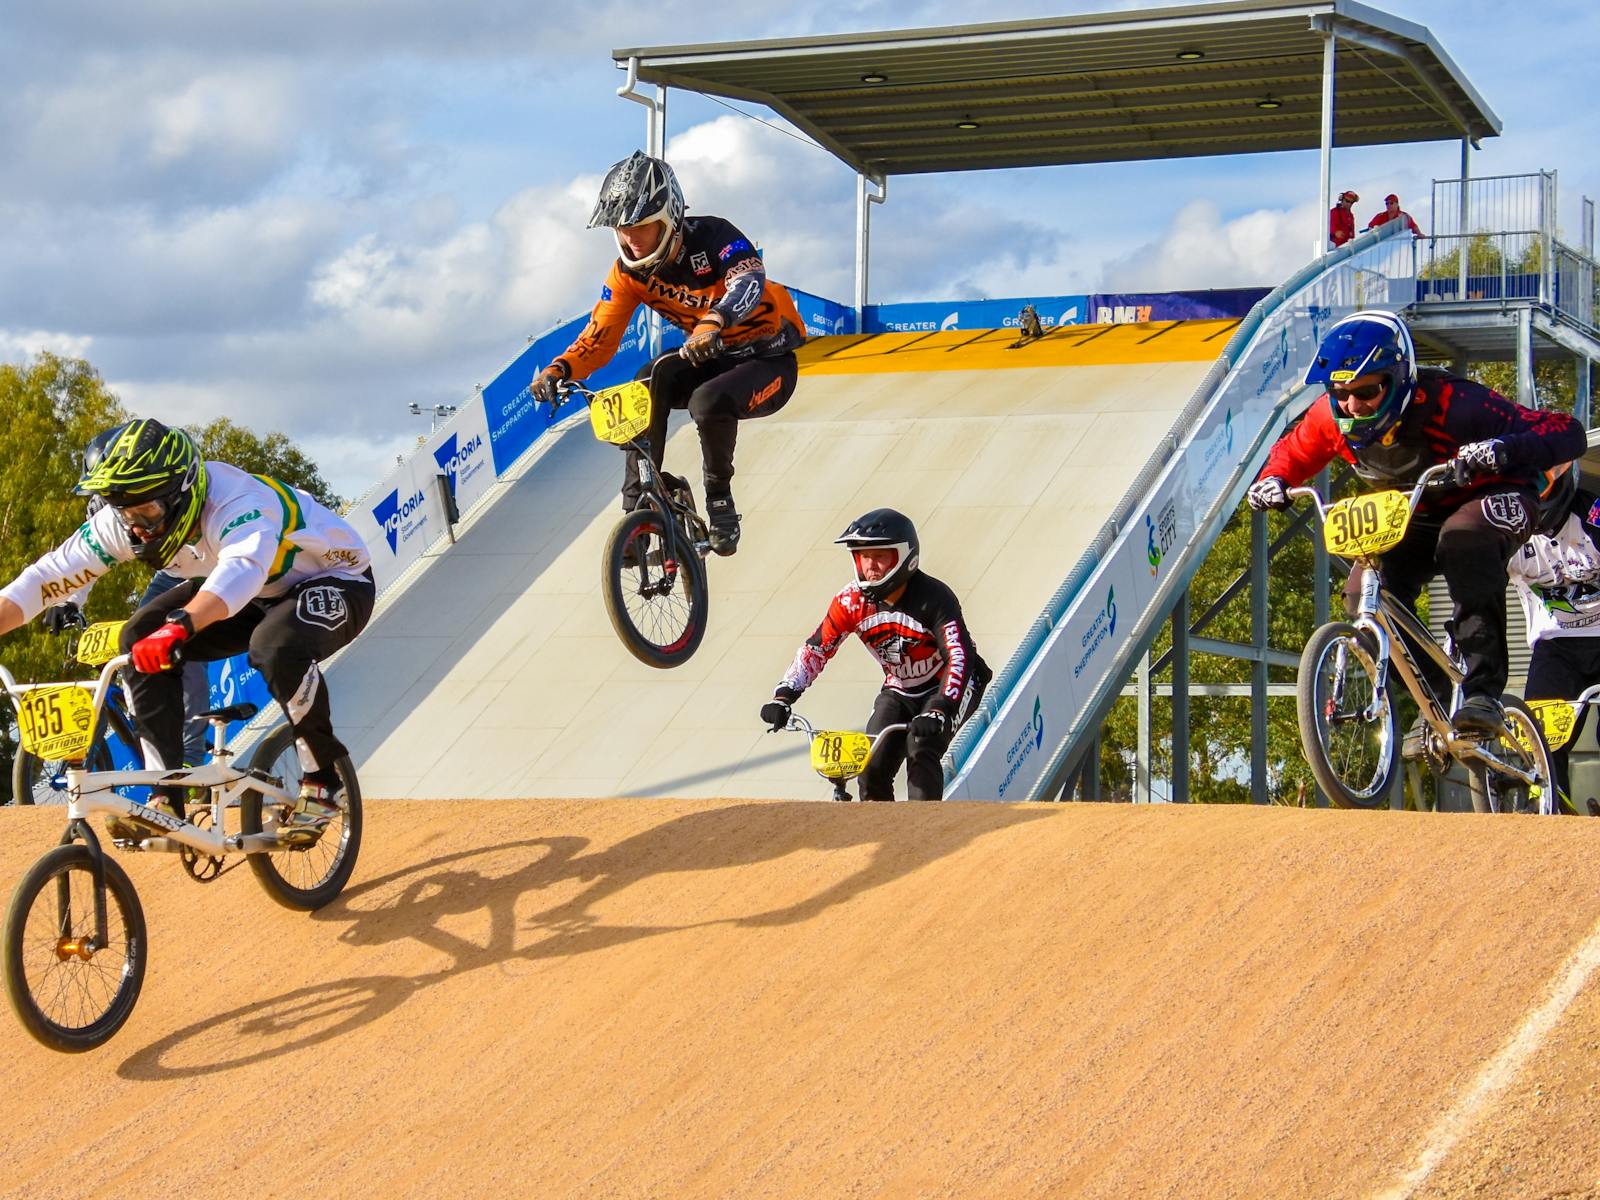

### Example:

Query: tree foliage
xmin=188 ymin=417 xmax=342 ymax=510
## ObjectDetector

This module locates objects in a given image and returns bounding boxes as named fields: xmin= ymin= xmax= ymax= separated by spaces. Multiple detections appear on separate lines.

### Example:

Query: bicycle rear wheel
xmin=1468 ymin=696 xmax=1556 ymax=815
xmin=3 ymin=843 xmax=147 ymax=1052
xmin=240 ymin=725 xmax=363 ymax=910
xmin=9 ymin=702 xmax=136 ymax=806
xmin=1297 ymin=621 xmax=1398 ymax=809
xmin=602 ymin=507 xmax=709 ymax=669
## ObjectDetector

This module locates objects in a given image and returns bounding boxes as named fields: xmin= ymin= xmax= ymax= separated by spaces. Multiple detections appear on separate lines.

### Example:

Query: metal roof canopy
xmin=613 ymin=0 xmax=1499 ymax=178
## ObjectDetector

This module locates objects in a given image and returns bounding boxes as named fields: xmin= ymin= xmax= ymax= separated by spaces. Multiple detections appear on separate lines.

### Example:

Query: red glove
xmin=131 ymin=619 xmax=190 ymax=673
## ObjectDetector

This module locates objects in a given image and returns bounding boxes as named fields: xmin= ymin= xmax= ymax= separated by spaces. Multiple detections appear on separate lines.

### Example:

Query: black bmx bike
xmin=557 ymin=377 xmax=711 ymax=668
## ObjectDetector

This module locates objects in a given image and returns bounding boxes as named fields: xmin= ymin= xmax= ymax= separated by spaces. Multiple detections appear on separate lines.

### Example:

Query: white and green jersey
xmin=1 ymin=462 xmax=370 ymax=622
xmin=1507 ymin=511 xmax=1600 ymax=643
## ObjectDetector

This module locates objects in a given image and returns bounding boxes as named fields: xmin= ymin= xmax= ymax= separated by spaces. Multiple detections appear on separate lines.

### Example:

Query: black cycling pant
xmin=120 ymin=574 xmax=375 ymax=775
xmin=1523 ymin=636 xmax=1600 ymax=804
xmin=140 ymin=570 xmax=211 ymax=763
xmin=1343 ymin=487 xmax=1536 ymax=703
xmin=859 ymin=677 xmax=986 ymax=802
xmin=622 ymin=350 xmax=797 ymax=510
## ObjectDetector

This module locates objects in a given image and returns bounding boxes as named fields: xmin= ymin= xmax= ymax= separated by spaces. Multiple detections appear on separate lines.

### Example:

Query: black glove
xmin=680 ymin=322 xmax=724 ymax=367
xmin=760 ymin=699 xmax=792 ymax=731
xmin=1246 ymin=475 xmax=1290 ymax=511
xmin=531 ymin=365 xmax=566 ymax=407
xmin=910 ymin=709 xmax=950 ymax=742
xmin=41 ymin=602 xmax=82 ymax=635
xmin=1453 ymin=439 xmax=1507 ymax=479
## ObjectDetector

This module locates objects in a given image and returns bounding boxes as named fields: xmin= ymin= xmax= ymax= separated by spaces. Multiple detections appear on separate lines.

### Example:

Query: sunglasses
xmin=1331 ymin=381 xmax=1386 ymax=404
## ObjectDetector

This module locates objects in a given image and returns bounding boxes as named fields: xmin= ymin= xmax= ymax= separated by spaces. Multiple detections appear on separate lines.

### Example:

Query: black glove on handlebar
xmin=41 ymin=602 xmax=83 ymax=635
xmin=531 ymin=365 xmax=567 ymax=408
xmin=1452 ymin=439 xmax=1507 ymax=480
xmin=910 ymin=710 xmax=950 ymax=741
xmin=760 ymin=699 xmax=791 ymax=731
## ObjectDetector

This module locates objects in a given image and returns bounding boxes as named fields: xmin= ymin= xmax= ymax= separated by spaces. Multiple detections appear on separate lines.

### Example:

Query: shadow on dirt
xmin=118 ymin=801 xmax=1050 ymax=1079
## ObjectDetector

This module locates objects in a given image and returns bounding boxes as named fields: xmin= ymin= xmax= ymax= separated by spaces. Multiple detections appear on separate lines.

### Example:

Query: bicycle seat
xmin=201 ymin=703 xmax=258 ymax=723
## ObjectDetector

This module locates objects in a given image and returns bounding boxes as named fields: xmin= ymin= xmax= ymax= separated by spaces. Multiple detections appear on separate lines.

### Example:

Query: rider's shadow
xmin=117 ymin=801 xmax=1051 ymax=1080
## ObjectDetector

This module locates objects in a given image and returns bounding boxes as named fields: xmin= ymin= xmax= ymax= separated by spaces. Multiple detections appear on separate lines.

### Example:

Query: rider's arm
xmin=0 ymin=507 xmax=131 ymax=629
xmin=925 ymin=589 xmax=978 ymax=718
xmin=706 ymin=224 xmax=766 ymax=329
xmin=188 ymin=502 xmax=282 ymax=619
xmin=776 ymin=587 xmax=864 ymax=698
xmin=550 ymin=263 xmax=644 ymax=382
xmin=1257 ymin=401 xmax=1345 ymax=486
xmin=1441 ymin=378 xmax=1586 ymax=470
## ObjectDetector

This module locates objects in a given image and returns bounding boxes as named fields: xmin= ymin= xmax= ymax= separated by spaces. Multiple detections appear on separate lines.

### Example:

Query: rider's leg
xmin=246 ymin=576 xmax=376 ymax=779
xmin=859 ymin=689 xmax=912 ymax=802
xmin=1435 ymin=489 xmax=1537 ymax=716
xmin=1348 ymin=522 xmax=1452 ymax=703
xmin=621 ymin=354 xmax=699 ymax=511
xmin=905 ymin=692 xmax=955 ymax=801
xmin=685 ymin=353 xmax=799 ymax=554
xmin=141 ymin=570 xmax=211 ymax=762
xmin=1522 ymin=637 xmax=1600 ymax=806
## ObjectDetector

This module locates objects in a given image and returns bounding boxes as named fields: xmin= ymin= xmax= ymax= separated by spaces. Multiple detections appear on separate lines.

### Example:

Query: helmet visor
xmin=115 ymin=496 xmax=172 ymax=536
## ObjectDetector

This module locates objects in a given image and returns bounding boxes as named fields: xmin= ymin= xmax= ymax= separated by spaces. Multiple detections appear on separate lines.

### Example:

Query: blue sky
xmin=1 ymin=0 xmax=1594 ymax=495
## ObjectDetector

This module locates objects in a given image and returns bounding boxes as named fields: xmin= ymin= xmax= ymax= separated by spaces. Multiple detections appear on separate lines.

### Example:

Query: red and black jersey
xmin=777 ymin=572 xmax=991 ymax=717
xmin=1258 ymin=369 xmax=1585 ymax=512
xmin=554 ymin=214 xmax=805 ymax=382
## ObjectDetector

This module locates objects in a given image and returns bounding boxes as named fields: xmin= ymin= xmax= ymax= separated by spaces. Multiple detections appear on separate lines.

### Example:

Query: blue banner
xmin=787 ymin=285 xmax=854 ymax=337
xmin=865 ymin=295 xmax=1088 ymax=334
xmin=1087 ymin=288 xmax=1267 ymax=324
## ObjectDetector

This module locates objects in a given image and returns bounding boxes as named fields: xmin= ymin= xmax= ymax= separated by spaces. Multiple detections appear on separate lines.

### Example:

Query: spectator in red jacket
xmin=1368 ymin=193 xmax=1424 ymax=238
xmin=1329 ymin=190 xmax=1359 ymax=249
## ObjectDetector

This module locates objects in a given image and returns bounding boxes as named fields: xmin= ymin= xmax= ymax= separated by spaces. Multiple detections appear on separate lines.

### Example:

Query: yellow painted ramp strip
xmin=796 ymin=319 xmax=1238 ymax=374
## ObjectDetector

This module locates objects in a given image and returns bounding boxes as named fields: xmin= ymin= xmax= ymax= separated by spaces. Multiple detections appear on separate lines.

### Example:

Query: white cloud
xmin=0 ymin=329 xmax=94 ymax=361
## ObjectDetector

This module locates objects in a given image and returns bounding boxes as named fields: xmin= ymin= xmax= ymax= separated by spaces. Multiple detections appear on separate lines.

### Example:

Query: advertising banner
xmin=787 ymin=285 xmax=853 ymax=337
xmin=345 ymin=451 xmax=451 ymax=592
xmin=1088 ymin=288 xmax=1268 ymax=325
xmin=425 ymin=402 xmax=495 ymax=518
xmin=865 ymin=294 xmax=1087 ymax=334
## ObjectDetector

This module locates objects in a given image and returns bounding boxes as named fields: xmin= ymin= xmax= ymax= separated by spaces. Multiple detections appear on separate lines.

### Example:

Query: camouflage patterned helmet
xmin=76 ymin=419 xmax=207 ymax=568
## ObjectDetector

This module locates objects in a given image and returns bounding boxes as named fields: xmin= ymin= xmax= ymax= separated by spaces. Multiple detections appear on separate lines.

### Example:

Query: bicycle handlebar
xmin=1286 ymin=460 xmax=1458 ymax=526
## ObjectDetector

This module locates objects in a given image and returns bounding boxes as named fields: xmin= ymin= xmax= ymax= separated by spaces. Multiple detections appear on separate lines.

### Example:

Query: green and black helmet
xmin=76 ymin=418 xmax=208 ymax=568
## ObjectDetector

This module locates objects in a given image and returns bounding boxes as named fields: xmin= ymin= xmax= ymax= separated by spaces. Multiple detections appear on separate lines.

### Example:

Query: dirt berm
xmin=2 ymin=800 xmax=1598 ymax=1199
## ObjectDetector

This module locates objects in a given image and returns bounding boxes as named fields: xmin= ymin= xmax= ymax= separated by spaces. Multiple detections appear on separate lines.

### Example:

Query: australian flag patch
xmin=718 ymin=239 xmax=752 ymax=262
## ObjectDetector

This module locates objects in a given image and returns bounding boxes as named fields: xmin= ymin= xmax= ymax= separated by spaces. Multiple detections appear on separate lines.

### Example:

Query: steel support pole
xmin=1083 ymin=735 xmax=1102 ymax=800
xmin=1137 ymin=651 xmax=1152 ymax=804
xmin=1579 ymin=357 xmax=1593 ymax=430
xmin=1171 ymin=593 xmax=1190 ymax=804
xmin=1318 ymin=30 xmax=1336 ymax=257
xmin=1251 ymin=508 xmax=1270 ymax=804
xmin=1518 ymin=307 xmax=1535 ymax=405
xmin=1458 ymin=139 xmax=1470 ymax=302
xmin=855 ymin=173 xmax=869 ymax=333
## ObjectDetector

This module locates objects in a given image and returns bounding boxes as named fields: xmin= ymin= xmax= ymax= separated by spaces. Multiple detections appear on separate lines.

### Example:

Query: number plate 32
xmin=810 ymin=731 xmax=873 ymax=781
xmin=587 ymin=381 xmax=653 ymax=446
xmin=1323 ymin=490 xmax=1412 ymax=558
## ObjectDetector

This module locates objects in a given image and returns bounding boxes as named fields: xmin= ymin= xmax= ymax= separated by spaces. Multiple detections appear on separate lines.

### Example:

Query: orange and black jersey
xmin=777 ymin=572 xmax=992 ymax=717
xmin=554 ymin=215 xmax=806 ymax=382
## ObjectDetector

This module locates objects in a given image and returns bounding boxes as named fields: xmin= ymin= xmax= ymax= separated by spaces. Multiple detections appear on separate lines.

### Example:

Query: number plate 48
xmin=810 ymin=731 xmax=873 ymax=781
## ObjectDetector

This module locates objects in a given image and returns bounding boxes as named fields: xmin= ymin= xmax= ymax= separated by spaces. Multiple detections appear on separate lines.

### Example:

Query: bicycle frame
xmin=0 ymin=656 xmax=294 ymax=858
xmin=1289 ymin=464 xmax=1542 ymax=790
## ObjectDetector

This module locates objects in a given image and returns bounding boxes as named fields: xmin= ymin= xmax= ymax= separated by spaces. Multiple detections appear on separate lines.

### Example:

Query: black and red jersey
xmin=1258 ymin=369 xmax=1584 ymax=511
xmin=777 ymin=572 xmax=991 ymax=716
xmin=555 ymin=214 xmax=805 ymax=382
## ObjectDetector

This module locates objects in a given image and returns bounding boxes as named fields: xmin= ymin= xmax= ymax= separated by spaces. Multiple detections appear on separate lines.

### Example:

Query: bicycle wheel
xmin=1296 ymin=621 xmax=1398 ymax=809
xmin=240 ymin=725 xmax=363 ymax=911
xmin=9 ymin=701 xmax=136 ymax=806
xmin=1468 ymin=696 xmax=1556 ymax=815
xmin=602 ymin=507 xmax=709 ymax=669
xmin=3 ymin=843 xmax=147 ymax=1052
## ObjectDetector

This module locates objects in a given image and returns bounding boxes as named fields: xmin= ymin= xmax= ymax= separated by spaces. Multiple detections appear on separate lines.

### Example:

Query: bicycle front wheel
xmin=602 ymin=508 xmax=709 ymax=669
xmin=1297 ymin=621 xmax=1398 ymax=809
xmin=1468 ymin=696 xmax=1557 ymax=815
xmin=3 ymin=844 xmax=147 ymax=1052
xmin=240 ymin=725 xmax=363 ymax=910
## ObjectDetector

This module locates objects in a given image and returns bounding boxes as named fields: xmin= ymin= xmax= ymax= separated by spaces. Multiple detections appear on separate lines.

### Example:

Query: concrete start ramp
xmin=2 ymin=800 xmax=1599 ymax=1198
xmin=333 ymin=321 xmax=1235 ymax=800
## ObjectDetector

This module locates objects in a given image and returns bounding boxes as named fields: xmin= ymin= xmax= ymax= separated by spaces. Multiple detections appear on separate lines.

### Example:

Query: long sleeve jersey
xmin=1508 ymin=508 xmax=1600 ymax=643
xmin=553 ymin=215 xmax=805 ymax=382
xmin=1257 ymin=369 xmax=1585 ymax=513
xmin=1 ymin=462 xmax=371 ymax=623
xmin=776 ymin=572 xmax=991 ymax=717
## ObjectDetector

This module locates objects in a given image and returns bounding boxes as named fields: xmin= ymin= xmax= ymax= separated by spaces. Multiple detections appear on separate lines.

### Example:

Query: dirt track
xmin=2 ymin=800 xmax=1598 ymax=1199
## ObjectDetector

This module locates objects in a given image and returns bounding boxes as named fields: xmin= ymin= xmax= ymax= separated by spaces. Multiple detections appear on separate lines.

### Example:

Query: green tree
xmin=188 ymin=417 xmax=343 ymax=510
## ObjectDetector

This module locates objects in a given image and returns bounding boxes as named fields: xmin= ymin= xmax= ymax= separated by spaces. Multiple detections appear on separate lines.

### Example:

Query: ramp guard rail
xmin=944 ymin=221 xmax=1412 ymax=801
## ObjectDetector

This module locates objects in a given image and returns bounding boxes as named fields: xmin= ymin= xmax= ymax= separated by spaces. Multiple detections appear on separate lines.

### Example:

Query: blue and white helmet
xmin=1305 ymin=309 xmax=1417 ymax=449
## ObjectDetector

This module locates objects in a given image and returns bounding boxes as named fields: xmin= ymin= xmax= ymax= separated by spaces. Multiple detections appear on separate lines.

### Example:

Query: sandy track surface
xmin=1 ymin=800 xmax=1598 ymax=1199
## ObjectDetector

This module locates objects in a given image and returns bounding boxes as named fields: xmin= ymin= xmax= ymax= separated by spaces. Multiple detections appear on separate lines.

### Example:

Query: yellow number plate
xmin=1527 ymin=699 xmax=1579 ymax=750
xmin=810 ymin=731 xmax=873 ymax=781
xmin=1323 ymin=490 xmax=1412 ymax=557
xmin=15 ymin=685 xmax=97 ymax=761
xmin=587 ymin=381 xmax=653 ymax=446
xmin=75 ymin=620 xmax=126 ymax=667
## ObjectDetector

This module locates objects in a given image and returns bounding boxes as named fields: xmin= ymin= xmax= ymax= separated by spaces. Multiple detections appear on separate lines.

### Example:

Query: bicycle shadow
xmin=118 ymin=801 xmax=1050 ymax=1080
